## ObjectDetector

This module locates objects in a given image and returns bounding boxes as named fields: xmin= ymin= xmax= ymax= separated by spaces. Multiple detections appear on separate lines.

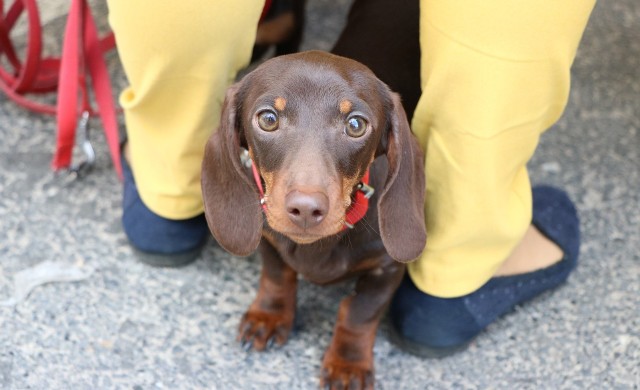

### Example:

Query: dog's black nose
xmin=285 ymin=191 xmax=329 ymax=229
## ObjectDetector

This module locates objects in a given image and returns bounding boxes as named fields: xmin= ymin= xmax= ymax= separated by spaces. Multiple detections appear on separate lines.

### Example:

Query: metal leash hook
xmin=58 ymin=111 xmax=96 ymax=185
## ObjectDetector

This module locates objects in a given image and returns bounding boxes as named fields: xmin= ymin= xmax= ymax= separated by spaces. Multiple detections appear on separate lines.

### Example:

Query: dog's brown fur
xmin=202 ymin=50 xmax=425 ymax=389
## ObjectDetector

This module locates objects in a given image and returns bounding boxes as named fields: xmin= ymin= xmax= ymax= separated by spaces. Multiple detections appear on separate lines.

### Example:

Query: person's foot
xmin=494 ymin=224 xmax=564 ymax=277
xmin=388 ymin=185 xmax=580 ymax=358
xmin=121 ymin=142 xmax=210 ymax=267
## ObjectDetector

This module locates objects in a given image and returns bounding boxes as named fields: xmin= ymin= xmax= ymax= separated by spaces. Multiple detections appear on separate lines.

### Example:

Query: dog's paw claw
xmin=266 ymin=335 xmax=277 ymax=350
xmin=320 ymin=364 xmax=374 ymax=390
xmin=241 ymin=338 xmax=254 ymax=352
xmin=237 ymin=309 xmax=293 ymax=351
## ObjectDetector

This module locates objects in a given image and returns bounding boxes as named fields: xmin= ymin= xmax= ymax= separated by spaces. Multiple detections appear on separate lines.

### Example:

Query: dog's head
xmin=202 ymin=51 xmax=426 ymax=261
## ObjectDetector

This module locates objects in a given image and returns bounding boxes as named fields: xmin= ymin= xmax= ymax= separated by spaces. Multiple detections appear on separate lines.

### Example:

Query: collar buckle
xmin=356 ymin=181 xmax=375 ymax=199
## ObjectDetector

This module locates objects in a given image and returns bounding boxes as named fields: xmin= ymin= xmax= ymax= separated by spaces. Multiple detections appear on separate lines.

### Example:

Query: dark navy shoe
xmin=388 ymin=185 xmax=580 ymax=358
xmin=121 ymin=148 xmax=210 ymax=267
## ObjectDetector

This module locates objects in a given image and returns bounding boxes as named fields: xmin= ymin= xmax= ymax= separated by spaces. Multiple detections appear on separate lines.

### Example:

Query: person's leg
xmin=389 ymin=0 xmax=595 ymax=356
xmin=107 ymin=0 xmax=264 ymax=265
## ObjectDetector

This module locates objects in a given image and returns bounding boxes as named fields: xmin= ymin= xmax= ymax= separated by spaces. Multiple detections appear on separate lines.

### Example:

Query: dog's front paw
xmin=237 ymin=309 xmax=293 ymax=351
xmin=320 ymin=361 xmax=374 ymax=390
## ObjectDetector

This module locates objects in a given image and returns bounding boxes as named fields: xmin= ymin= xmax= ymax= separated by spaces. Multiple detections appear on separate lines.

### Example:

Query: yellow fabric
xmin=108 ymin=0 xmax=596 ymax=297
xmin=107 ymin=0 xmax=264 ymax=219
xmin=408 ymin=0 xmax=595 ymax=297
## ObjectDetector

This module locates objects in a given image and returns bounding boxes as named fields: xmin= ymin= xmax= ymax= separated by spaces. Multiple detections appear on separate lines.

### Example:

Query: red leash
xmin=2 ymin=0 xmax=277 ymax=180
xmin=52 ymin=0 xmax=121 ymax=178
xmin=0 ymin=0 xmax=121 ymax=179
xmin=0 ymin=0 xmax=59 ymax=113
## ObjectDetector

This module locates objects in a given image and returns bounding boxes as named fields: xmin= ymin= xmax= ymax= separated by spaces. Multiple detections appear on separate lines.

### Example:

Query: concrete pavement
xmin=1 ymin=1 xmax=638 ymax=388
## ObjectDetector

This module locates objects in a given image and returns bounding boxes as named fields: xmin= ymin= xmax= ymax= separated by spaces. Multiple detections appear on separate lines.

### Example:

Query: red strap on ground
xmin=0 ymin=0 xmax=56 ymax=112
xmin=51 ymin=0 xmax=81 ymax=171
xmin=51 ymin=0 xmax=122 ymax=179
xmin=81 ymin=1 xmax=122 ymax=179
xmin=1 ymin=0 xmax=121 ymax=178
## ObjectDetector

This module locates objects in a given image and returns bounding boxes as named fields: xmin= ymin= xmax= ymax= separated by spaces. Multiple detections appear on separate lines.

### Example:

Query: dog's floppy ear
xmin=201 ymin=83 xmax=263 ymax=256
xmin=378 ymin=93 xmax=427 ymax=262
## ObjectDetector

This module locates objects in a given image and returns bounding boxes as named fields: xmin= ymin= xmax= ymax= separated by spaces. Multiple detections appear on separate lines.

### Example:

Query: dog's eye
xmin=257 ymin=110 xmax=279 ymax=132
xmin=345 ymin=116 xmax=368 ymax=138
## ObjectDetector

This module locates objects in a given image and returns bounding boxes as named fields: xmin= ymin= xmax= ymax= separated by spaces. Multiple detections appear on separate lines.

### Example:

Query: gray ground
xmin=1 ymin=1 xmax=638 ymax=389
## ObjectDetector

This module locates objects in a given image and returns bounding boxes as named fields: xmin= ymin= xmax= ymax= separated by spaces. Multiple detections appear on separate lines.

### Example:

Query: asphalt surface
xmin=1 ymin=1 xmax=638 ymax=389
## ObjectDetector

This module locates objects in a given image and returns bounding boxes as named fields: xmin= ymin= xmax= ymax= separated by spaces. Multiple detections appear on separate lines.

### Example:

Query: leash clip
xmin=356 ymin=181 xmax=375 ymax=199
xmin=56 ymin=111 xmax=96 ymax=184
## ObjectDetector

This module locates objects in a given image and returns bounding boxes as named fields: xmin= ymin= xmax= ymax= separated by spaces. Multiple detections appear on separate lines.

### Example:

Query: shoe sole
xmin=130 ymin=237 xmax=208 ymax=268
xmin=386 ymin=316 xmax=473 ymax=359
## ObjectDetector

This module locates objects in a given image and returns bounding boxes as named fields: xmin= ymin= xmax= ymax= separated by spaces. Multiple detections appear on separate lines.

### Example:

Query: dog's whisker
xmin=360 ymin=217 xmax=378 ymax=235
xmin=341 ymin=226 xmax=354 ymax=249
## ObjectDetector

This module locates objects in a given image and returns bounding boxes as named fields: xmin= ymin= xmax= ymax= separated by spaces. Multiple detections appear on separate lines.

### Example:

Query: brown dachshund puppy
xmin=201 ymin=51 xmax=426 ymax=389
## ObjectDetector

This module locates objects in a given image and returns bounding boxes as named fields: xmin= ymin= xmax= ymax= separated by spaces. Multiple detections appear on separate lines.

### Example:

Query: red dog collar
xmin=343 ymin=170 xmax=374 ymax=230
xmin=242 ymin=150 xmax=374 ymax=230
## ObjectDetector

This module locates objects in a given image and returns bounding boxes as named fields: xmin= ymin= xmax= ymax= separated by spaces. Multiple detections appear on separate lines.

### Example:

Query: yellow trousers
xmin=107 ymin=0 xmax=595 ymax=297
xmin=410 ymin=0 xmax=595 ymax=296
xmin=107 ymin=0 xmax=264 ymax=219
